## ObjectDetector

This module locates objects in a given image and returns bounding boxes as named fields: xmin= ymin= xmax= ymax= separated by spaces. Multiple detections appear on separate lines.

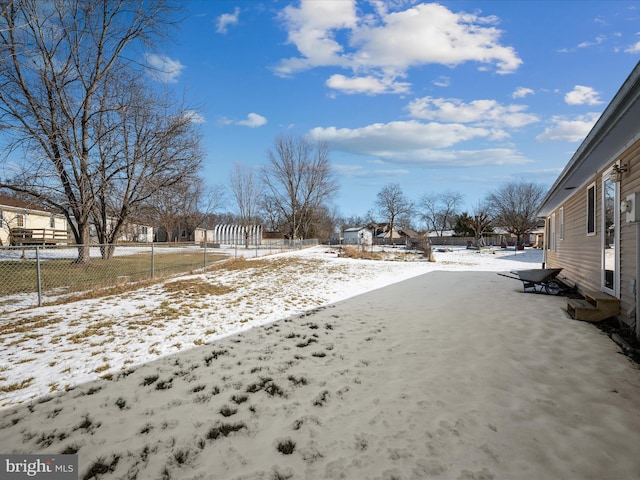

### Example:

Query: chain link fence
xmin=0 ymin=239 xmax=319 ymax=313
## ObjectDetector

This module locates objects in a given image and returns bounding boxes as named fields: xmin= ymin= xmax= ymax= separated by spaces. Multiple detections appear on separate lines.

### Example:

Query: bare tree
xmin=147 ymin=178 xmax=224 ymax=243
xmin=486 ymin=181 xmax=546 ymax=247
xmin=91 ymin=78 xmax=203 ymax=258
xmin=260 ymin=196 xmax=284 ymax=233
xmin=0 ymin=0 xmax=179 ymax=263
xmin=419 ymin=190 xmax=464 ymax=237
xmin=467 ymin=203 xmax=493 ymax=247
xmin=375 ymin=183 xmax=413 ymax=243
xmin=262 ymin=133 xmax=338 ymax=240
xmin=338 ymin=214 xmax=369 ymax=231
xmin=304 ymin=204 xmax=339 ymax=243
xmin=229 ymin=162 xmax=263 ymax=248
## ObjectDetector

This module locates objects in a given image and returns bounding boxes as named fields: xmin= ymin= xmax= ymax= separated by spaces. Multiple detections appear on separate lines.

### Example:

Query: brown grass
xmin=341 ymin=246 xmax=384 ymax=260
xmin=0 ymin=377 xmax=34 ymax=393
xmin=0 ymin=315 xmax=65 ymax=336
xmin=163 ymin=279 xmax=234 ymax=296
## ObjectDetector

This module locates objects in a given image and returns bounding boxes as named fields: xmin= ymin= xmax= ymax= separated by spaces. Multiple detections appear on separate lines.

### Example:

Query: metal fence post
xmin=151 ymin=243 xmax=155 ymax=279
xmin=36 ymin=246 xmax=42 ymax=307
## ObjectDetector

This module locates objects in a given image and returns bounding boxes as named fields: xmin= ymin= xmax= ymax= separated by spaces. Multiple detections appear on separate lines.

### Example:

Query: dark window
xmin=587 ymin=183 xmax=596 ymax=235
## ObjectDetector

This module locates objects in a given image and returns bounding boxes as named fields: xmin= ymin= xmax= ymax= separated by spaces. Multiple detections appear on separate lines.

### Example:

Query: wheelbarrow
xmin=498 ymin=268 xmax=564 ymax=295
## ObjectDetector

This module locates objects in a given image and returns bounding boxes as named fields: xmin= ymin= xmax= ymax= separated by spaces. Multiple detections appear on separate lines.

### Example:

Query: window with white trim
xmin=17 ymin=214 xmax=24 ymax=227
xmin=587 ymin=183 xmax=596 ymax=235
xmin=559 ymin=207 xmax=564 ymax=241
xmin=549 ymin=213 xmax=556 ymax=251
xmin=50 ymin=216 xmax=56 ymax=228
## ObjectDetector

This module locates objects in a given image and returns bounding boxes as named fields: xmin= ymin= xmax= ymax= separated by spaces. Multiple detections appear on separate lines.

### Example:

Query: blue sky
xmin=152 ymin=0 xmax=640 ymax=218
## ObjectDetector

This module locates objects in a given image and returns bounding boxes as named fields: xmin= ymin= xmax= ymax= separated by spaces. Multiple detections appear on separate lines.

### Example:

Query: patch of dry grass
xmin=94 ymin=364 xmax=110 ymax=373
xmin=66 ymin=319 xmax=116 ymax=344
xmin=0 ymin=315 xmax=65 ymax=336
xmin=339 ymin=246 xmax=425 ymax=262
xmin=154 ymin=300 xmax=183 ymax=321
xmin=163 ymin=279 xmax=234 ymax=297
xmin=0 ymin=377 xmax=34 ymax=393
xmin=43 ymin=279 xmax=161 ymax=306
xmin=340 ymin=246 xmax=384 ymax=260
xmin=16 ymin=358 xmax=36 ymax=364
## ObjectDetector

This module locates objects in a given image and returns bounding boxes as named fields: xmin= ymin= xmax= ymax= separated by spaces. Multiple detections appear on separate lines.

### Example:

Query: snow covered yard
xmin=2 ymin=245 xmax=639 ymax=480
xmin=0 ymin=245 xmax=542 ymax=408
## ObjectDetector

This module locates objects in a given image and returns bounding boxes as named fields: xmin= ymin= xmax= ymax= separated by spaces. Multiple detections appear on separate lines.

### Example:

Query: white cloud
xmin=236 ymin=113 xmax=268 ymax=128
xmin=433 ymin=76 xmax=450 ymax=88
xmin=309 ymin=120 xmax=490 ymax=151
xmin=183 ymin=110 xmax=206 ymax=124
xmin=275 ymin=1 xmax=521 ymax=94
xmin=512 ymin=87 xmax=534 ymax=99
xmin=326 ymin=74 xmax=410 ymax=95
xmin=334 ymin=163 xmax=410 ymax=178
xmin=535 ymin=113 xmax=601 ymax=142
xmin=216 ymin=116 xmax=233 ymax=126
xmin=565 ymin=85 xmax=603 ymax=105
xmin=276 ymin=0 xmax=358 ymax=76
xmin=577 ymin=34 xmax=606 ymax=48
xmin=307 ymin=120 xmax=530 ymax=167
xmin=624 ymin=41 xmax=640 ymax=53
xmin=370 ymin=146 xmax=530 ymax=167
xmin=216 ymin=7 xmax=240 ymax=34
xmin=145 ymin=53 xmax=184 ymax=83
xmin=594 ymin=16 xmax=608 ymax=26
xmin=406 ymin=97 xmax=539 ymax=129
xmin=350 ymin=4 xmax=521 ymax=74
xmin=404 ymin=148 xmax=530 ymax=167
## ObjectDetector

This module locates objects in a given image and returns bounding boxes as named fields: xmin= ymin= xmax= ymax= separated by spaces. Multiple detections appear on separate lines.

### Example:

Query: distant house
xmin=343 ymin=227 xmax=373 ymax=246
xmin=366 ymin=222 xmax=400 ymax=243
xmin=426 ymin=229 xmax=455 ymax=238
xmin=114 ymin=221 xmax=154 ymax=243
xmin=375 ymin=228 xmax=403 ymax=240
xmin=537 ymin=61 xmax=640 ymax=333
xmin=67 ymin=215 xmax=154 ymax=244
xmin=363 ymin=222 xmax=424 ymax=246
xmin=0 ymin=195 xmax=69 ymax=246
xmin=154 ymin=225 xmax=199 ymax=243
xmin=155 ymin=225 xmax=228 ymax=244
xmin=193 ymin=227 xmax=207 ymax=244
xmin=398 ymin=227 xmax=421 ymax=240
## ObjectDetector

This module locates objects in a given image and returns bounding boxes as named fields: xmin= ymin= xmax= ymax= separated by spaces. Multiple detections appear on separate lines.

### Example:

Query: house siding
xmin=0 ymin=203 xmax=68 ymax=246
xmin=545 ymin=137 xmax=640 ymax=327
xmin=545 ymin=180 xmax=601 ymax=292
xmin=344 ymin=228 xmax=373 ymax=245
xmin=617 ymin=139 xmax=640 ymax=323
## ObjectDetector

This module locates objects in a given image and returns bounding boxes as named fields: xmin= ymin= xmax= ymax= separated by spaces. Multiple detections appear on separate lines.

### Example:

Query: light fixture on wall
xmin=609 ymin=163 xmax=628 ymax=183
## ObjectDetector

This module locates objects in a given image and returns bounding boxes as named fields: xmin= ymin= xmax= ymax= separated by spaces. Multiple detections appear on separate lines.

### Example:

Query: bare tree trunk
xmin=0 ymin=0 xmax=180 ymax=264
xmin=262 ymin=134 xmax=338 ymax=240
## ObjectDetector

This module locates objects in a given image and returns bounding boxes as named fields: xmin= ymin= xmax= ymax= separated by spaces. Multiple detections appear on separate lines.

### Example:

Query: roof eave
xmin=537 ymin=61 xmax=640 ymax=218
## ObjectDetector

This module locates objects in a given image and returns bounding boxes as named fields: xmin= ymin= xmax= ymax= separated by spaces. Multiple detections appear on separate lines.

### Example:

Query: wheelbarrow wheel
xmin=545 ymin=281 xmax=561 ymax=295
